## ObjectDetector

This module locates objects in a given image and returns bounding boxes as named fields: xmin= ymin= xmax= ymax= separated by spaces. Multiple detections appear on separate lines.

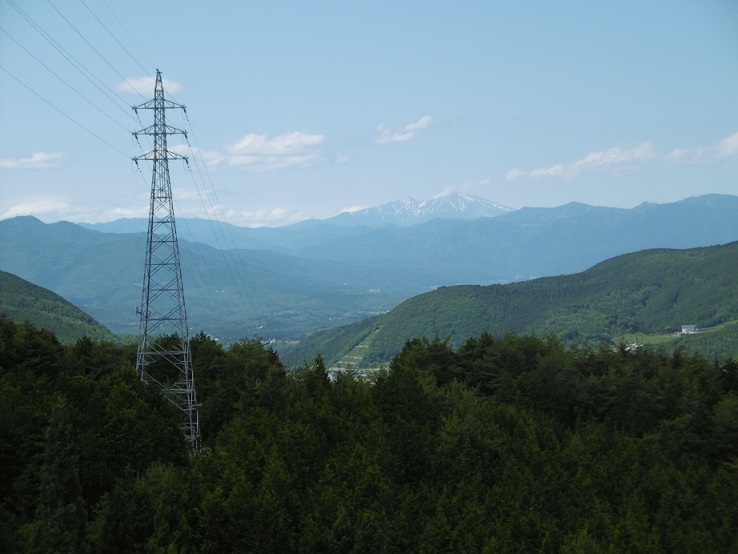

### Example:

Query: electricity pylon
xmin=132 ymin=70 xmax=199 ymax=446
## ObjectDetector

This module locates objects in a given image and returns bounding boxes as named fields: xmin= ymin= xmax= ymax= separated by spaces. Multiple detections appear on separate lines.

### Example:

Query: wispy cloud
xmin=226 ymin=131 xmax=326 ymax=172
xmin=340 ymin=204 xmax=369 ymax=214
xmin=116 ymin=76 xmax=183 ymax=96
xmin=506 ymin=143 xmax=657 ymax=181
xmin=0 ymin=196 xmax=153 ymax=223
xmin=165 ymin=131 xmax=328 ymax=172
xmin=0 ymin=196 xmax=71 ymax=220
xmin=212 ymin=205 xmax=306 ymax=227
xmin=0 ymin=152 xmax=63 ymax=169
xmin=375 ymin=116 xmax=433 ymax=144
xmin=716 ymin=132 xmax=738 ymax=158
xmin=664 ymin=148 xmax=693 ymax=163
xmin=105 ymin=206 xmax=149 ymax=220
xmin=507 ymin=131 xmax=738 ymax=182
xmin=169 ymin=144 xmax=225 ymax=168
xmin=663 ymin=132 xmax=738 ymax=164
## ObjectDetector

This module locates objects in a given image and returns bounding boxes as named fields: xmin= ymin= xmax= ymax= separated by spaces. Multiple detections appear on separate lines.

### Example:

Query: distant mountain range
xmin=0 ymin=216 xmax=402 ymax=342
xmin=2 ymin=194 xmax=738 ymax=345
xmin=80 ymin=192 xmax=514 ymax=235
xmin=281 ymin=241 xmax=738 ymax=367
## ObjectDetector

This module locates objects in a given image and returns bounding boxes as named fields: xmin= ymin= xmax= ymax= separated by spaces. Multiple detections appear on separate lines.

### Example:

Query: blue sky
xmin=1 ymin=0 xmax=736 ymax=227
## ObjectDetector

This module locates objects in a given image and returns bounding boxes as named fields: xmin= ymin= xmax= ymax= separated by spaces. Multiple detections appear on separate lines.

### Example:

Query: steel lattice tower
xmin=133 ymin=70 xmax=199 ymax=446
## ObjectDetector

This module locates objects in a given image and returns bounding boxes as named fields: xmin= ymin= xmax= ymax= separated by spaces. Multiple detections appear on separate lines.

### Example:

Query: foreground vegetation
xmin=1 ymin=315 xmax=737 ymax=552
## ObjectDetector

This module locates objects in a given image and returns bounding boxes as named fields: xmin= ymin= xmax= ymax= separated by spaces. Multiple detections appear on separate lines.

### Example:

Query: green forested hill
xmin=281 ymin=241 xmax=738 ymax=366
xmin=0 ymin=270 xmax=116 ymax=344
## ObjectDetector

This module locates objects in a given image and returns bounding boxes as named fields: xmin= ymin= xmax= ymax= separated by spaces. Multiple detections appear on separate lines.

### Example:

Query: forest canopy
xmin=1 ymin=316 xmax=737 ymax=552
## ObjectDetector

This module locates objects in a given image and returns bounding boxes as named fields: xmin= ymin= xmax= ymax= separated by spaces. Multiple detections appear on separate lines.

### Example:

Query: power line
xmin=4 ymin=0 xmax=263 ymax=340
xmin=0 ymin=26 xmax=133 ymax=133
xmin=45 ymin=0 xmax=148 ymax=101
xmin=80 ymin=0 xmax=152 ymax=77
xmin=181 ymin=118 xmax=267 ymax=325
xmin=5 ymin=0 xmax=145 ymax=114
xmin=99 ymin=0 xmax=156 ymax=72
xmin=0 ymin=64 xmax=130 ymax=159
xmin=4 ymin=0 xmax=157 ymax=170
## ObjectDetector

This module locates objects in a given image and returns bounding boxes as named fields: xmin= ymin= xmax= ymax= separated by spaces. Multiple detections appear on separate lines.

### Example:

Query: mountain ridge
xmin=78 ymin=191 xmax=514 ymax=235
xmin=280 ymin=240 xmax=738 ymax=367
xmin=328 ymin=191 xmax=514 ymax=226
xmin=3 ymin=194 xmax=738 ymax=344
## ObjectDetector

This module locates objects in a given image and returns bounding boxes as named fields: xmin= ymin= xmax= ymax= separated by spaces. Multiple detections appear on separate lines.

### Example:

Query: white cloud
xmin=171 ymin=187 xmax=204 ymax=202
xmin=216 ymin=206 xmax=306 ymax=227
xmin=169 ymin=144 xmax=225 ymax=168
xmin=117 ymin=76 xmax=183 ymax=96
xmin=530 ymin=164 xmax=566 ymax=179
xmin=226 ymin=131 xmax=326 ymax=172
xmin=0 ymin=152 xmax=63 ymax=169
xmin=0 ymin=196 xmax=70 ymax=219
xmin=715 ymin=132 xmax=738 ymax=158
xmin=0 ymin=196 xmax=154 ymax=223
xmin=661 ymin=131 xmax=738 ymax=164
xmin=652 ymin=130 xmax=738 ymax=168
xmin=506 ymin=142 xmax=656 ymax=181
xmin=106 ymin=206 xmax=149 ymax=220
xmin=375 ymin=116 xmax=433 ymax=144
xmin=504 ymin=168 xmax=525 ymax=181
xmin=341 ymin=204 xmax=369 ymax=214
xmin=665 ymin=148 xmax=690 ymax=162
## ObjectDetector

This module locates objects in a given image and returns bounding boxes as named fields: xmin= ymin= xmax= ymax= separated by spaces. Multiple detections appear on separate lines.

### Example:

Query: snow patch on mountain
xmin=329 ymin=192 xmax=514 ymax=227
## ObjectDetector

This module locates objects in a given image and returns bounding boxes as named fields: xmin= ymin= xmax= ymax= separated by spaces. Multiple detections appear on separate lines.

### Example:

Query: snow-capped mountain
xmin=329 ymin=191 xmax=514 ymax=227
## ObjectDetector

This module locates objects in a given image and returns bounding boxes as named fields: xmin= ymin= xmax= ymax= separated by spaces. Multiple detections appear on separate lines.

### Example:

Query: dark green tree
xmin=25 ymin=396 xmax=87 ymax=553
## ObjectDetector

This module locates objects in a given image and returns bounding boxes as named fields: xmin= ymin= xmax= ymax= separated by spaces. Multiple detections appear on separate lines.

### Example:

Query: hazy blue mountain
xmin=3 ymin=194 xmax=738 ymax=344
xmin=80 ymin=194 xmax=738 ymax=280
xmin=288 ymin=194 xmax=738 ymax=283
xmin=79 ymin=217 xmax=383 ymax=252
xmin=80 ymin=191 xmax=514 ymax=249
xmin=0 ymin=217 xmax=408 ymax=342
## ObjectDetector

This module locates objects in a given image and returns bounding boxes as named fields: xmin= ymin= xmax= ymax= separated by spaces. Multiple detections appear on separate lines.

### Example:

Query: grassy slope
xmin=0 ymin=270 xmax=117 ymax=344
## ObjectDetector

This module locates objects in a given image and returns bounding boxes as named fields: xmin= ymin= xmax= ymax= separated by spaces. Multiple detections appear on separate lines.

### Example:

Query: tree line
xmin=1 ymin=315 xmax=737 ymax=552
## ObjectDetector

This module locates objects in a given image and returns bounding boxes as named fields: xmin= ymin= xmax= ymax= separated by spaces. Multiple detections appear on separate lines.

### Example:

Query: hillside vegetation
xmin=2 ymin=317 xmax=737 ymax=551
xmin=281 ymin=242 xmax=738 ymax=367
xmin=0 ymin=271 xmax=116 ymax=344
